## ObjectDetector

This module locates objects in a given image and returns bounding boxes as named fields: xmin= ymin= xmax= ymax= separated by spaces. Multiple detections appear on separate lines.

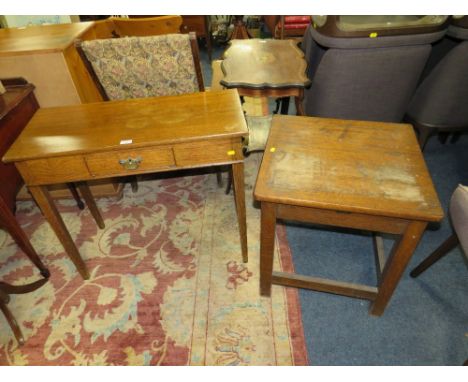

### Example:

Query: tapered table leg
xmin=231 ymin=162 xmax=248 ymax=263
xmin=370 ymin=221 xmax=427 ymax=316
xmin=259 ymin=202 xmax=277 ymax=297
xmin=28 ymin=185 xmax=89 ymax=280
xmin=67 ymin=183 xmax=85 ymax=210
xmin=0 ymin=198 xmax=50 ymax=278
xmin=75 ymin=181 xmax=105 ymax=229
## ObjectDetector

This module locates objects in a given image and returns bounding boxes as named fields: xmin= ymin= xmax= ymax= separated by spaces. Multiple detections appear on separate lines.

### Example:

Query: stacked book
xmin=276 ymin=16 xmax=311 ymax=38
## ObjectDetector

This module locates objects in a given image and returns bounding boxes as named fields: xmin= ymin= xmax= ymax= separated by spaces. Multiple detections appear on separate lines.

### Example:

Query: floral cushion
xmin=81 ymin=34 xmax=199 ymax=100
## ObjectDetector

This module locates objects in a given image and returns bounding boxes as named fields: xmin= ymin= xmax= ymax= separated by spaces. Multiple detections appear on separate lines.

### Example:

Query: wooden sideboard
xmin=0 ymin=22 xmax=120 ymax=199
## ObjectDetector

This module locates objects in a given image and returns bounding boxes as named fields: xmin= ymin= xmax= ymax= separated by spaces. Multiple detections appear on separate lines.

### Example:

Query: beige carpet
xmin=0 ymin=153 xmax=308 ymax=365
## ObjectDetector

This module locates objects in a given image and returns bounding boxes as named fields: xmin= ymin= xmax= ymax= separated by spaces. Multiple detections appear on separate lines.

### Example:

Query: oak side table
xmin=254 ymin=115 xmax=444 ymax=316
xmin=220 ymin=39 xmax=310 ymax=115
xmin=4 ymin=89 xmax=248 ymax=280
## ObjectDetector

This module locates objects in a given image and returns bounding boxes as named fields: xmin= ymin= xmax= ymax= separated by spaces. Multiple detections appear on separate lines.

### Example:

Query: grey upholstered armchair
xmin=301 ymin=18 xmax=446 ymax=122
xmin=405 ymin=20 xmax=468 ymax=149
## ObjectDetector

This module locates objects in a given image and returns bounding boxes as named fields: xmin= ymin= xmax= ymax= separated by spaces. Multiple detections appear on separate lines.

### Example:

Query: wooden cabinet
xmin=0 ymin=23 xmax=120 ymax=200
xmin=180 ymin=16 xmax=212 ymax=60
xmin=0 ymin=22 xmax=109 ymax=107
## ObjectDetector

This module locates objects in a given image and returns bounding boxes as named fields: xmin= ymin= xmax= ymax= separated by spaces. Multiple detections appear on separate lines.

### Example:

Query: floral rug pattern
xmin=0 ymin=154 xmax=308 ymax=365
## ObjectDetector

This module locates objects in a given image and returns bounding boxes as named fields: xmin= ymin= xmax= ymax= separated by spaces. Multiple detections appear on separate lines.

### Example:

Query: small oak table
xmin=4 ymin=89 xmax=249 ymax=280
xmin=220 ymin=39 xmax=310 ymax=115
xmin=254 ymin=115 xmax=444 ymax=316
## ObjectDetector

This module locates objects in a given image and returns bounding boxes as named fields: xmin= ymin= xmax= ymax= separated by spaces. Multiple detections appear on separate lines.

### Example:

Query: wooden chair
xmin=0 ymin=78 xmax=97 ymax=345
xmin=109 ymin=15 xmax=183 ymax=37
xmin=0 ymin=278 xmax=48 ymax=346
xmin=76 ymin=32 xmax=222 ymax=187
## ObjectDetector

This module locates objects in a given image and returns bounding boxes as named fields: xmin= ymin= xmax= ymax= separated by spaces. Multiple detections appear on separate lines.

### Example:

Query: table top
xmin=0 ymin=22 xmax=94 ymax=56
xmin=254 ymin=115 xmax=444 ymax=222
xmin=220 ymin=39 xmax=310 ymax=90
xmin=3 ymin=89 xmax=248 ymax=162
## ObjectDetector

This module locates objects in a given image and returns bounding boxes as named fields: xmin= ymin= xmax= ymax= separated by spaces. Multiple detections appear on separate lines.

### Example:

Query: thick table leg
xmin=231 ymin=162 xmax=248 ymax=263
xmin=370 ymin=221 xmax=427 ymax=316
xmin=259 ymin=202 xmax=277 ymax=296
xmin=75 ymin=182 xmax=105 ymax=229
xmin=0 ymin=198 xmax=50 ymax=278
xmin=28 ymin=185 xmax=90 ymax=280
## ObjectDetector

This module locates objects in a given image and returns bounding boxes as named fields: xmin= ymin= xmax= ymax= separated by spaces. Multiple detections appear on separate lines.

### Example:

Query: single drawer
xmin=173 ymin=138 xmax=243 ymax=167
xmin=85 ymin=146 xmax=175 ymax=178
xmin=16 ymin=155 xmax=90 ymax=186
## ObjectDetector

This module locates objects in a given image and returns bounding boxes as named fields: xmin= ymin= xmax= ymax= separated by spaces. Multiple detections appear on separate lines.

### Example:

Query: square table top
xmin=3 ymin=89 xmax=248 ymax=163
xmin=254 ymin=115 xmax=444 ymax=222
xmin=220 ymin=39 xmax=311 ymax=90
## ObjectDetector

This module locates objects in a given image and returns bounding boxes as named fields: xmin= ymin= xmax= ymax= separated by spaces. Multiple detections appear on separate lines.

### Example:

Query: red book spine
xmin=283 ymin=23 xmax=310 ymax=30
xmin=284 ymin=16 xmax=311 ymax=24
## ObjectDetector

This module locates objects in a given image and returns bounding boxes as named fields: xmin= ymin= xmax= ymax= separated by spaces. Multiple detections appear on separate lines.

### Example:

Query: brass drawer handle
xmin=119 ymin=157 xmax=142 ymax=170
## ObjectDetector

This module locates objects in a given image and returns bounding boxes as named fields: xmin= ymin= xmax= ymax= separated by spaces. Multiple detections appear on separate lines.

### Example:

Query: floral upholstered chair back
xmin=80 ymin=34 xmax=201 ymax=100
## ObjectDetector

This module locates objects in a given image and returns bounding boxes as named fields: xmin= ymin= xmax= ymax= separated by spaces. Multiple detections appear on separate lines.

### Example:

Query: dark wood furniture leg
xmin=216 ymin=171 xmax=223 ymax=187
xmin=280 ymin=97 xmax=290 ymax=115
xmin=75 ymin=181 xmax=105 ymax=229
xmin=295 ymin=90 xmax=305 ymax=116
xmin=0 ymin=198 xmax=50 ymax=278
xmin=67 ymin=183 xmax=85 ymax=210
xmin=410 ymin=233 xmax=459 ymax=278
xmin=129 ymin=176 xmax=138 ymax=193
xmin=259 ymin=202 xmax=277 ymax=296
xmin=28 ymin=185 xmax=90 ymax=280
xmin=231 ymin=162 xmax=248 ymax=263
xmin=225 ymin=167 xmax=233 ymax=195
xmin=370 ymin=221 xmax=427 ymax=316
xmin=0 ymin=278 xmax=48 ymax=346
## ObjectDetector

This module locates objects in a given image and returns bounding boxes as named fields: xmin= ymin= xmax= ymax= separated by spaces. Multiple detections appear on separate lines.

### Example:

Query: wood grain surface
xmin=0 ymin=22 xmax=94 ymax=56
xmin=4 ymin=89 xmax=248 ymax=162
xmin=255 ymin=115 xmax=443 ymax=222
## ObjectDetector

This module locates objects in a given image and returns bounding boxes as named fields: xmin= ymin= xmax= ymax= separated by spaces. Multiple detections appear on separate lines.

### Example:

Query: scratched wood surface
xmin=3 ymin=90 xmax=247 ymax=162
xmin=254 ymin=115 xmax=443 ymax=222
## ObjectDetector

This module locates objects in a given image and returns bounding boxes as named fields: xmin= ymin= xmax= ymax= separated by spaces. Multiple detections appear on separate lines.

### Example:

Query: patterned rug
xmin=0 ymin=153 xmax=308 ymax=365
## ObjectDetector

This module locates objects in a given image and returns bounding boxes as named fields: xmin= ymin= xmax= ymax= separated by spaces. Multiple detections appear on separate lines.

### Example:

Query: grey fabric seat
xmin=405 ymin=24 xmax=468 ymax=149
xmin=302 ymin=25 xmax=445 ymax=122
xmin=410 ymin=184 xmax=468 ymax=277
